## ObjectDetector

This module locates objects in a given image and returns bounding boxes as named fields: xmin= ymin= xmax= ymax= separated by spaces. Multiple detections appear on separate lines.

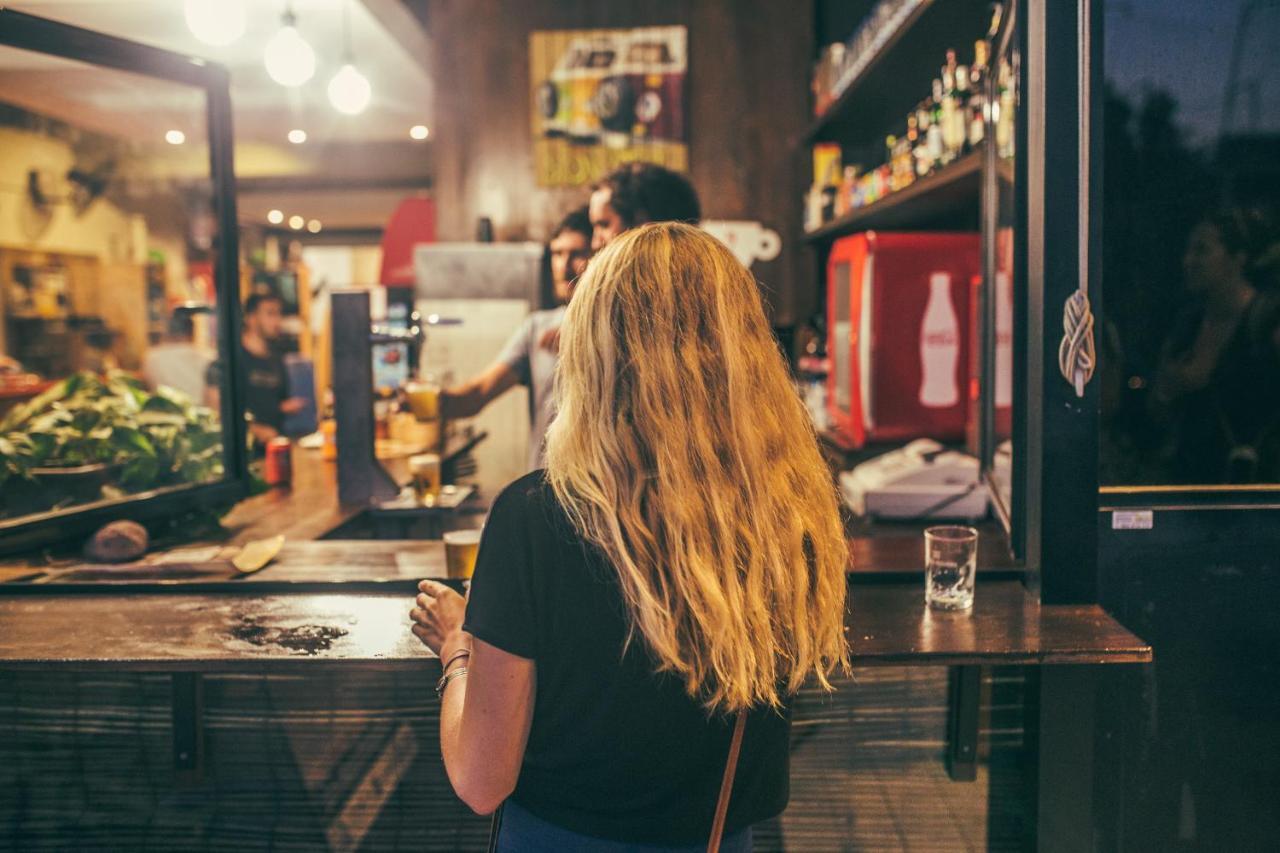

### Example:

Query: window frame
xmin=0 ymin=8 xmax=248 ymax=556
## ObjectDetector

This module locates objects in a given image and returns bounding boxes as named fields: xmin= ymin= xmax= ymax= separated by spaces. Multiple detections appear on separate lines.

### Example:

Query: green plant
xmin=0 ymin=371 xmax=224 ymax=499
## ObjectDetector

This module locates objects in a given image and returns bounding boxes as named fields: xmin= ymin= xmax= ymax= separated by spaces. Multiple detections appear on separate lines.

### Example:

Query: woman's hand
xmin=409 ymin=579 xmax=469 ymax=657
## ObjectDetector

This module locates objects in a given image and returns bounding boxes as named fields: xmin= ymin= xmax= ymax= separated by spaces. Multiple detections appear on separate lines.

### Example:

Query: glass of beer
xmin=405 ymin=380 xmax=441 ymax=422
xmin=409 ymin=453 xmax=441 ymax=505
xmin=443 ymin=529 xmax=481 ymax=579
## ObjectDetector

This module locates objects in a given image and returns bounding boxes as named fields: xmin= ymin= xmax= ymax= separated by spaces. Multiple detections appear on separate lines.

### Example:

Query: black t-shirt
xmin=463 ymin=471 xmax=791 ymax=846
xmin=206 ymin=344 xmax=288 ymax=431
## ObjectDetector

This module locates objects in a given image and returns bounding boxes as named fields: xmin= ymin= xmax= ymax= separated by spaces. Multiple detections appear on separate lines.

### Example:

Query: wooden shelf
xmin=804 ymin=0 xmax=992 ymax=147
xmin=804 ymin=151 xmax=982 ymax=242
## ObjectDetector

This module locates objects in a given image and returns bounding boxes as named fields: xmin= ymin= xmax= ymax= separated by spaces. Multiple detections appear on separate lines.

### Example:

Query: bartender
xmin=588 ymin=161 xmax=701 ymax=250
xmin=439 ymin=207 xmax=593 ymax=470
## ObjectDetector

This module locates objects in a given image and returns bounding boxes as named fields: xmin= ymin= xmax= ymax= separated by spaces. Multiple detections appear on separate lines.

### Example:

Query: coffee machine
xmin=329 ymin=289 xmax=482 ymax=522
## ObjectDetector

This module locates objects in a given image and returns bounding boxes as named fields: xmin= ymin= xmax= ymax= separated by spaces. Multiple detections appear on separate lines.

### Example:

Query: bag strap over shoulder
xmin=707 ymin=710 xmax=748 ymax=853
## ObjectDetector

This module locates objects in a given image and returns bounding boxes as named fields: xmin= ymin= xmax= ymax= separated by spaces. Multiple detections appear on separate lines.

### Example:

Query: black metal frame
xmin=982 ymin=0 xmax=1100 ymax=605
xmin=980 ymin=0 xmax=1030 ymax=564
xmin=0 ymin=8 xmax=248 ymax=556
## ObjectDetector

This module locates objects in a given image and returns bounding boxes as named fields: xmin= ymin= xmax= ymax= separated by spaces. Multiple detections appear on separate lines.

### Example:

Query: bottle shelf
xmin=804 ymin=0 xmax=992 ymax=147
xmin=804 ymin=151 xmax=981 ymax=243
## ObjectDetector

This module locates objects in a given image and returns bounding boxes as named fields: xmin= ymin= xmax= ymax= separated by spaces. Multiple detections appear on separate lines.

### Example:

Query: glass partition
xmin=0 ymin=13 xmax=243 ymax=545
xmin=1100 ymin=0 xmax=1280 ymax=491
xmin=980 ymin=0 xmax=1022 ymax=536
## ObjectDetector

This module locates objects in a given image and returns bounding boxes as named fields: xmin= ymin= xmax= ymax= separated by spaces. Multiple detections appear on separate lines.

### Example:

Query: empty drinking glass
xmin=925 ymin=526 xmax=977 ymax=610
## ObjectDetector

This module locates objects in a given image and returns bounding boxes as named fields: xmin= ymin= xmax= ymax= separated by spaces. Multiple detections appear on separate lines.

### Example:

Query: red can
xmin=264 ymin=437 xmax=292 ymax=488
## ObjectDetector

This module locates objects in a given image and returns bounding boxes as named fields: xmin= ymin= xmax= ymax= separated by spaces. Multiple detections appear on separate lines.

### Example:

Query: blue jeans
xmin=493 ymin=800 xmax=753 ymax=852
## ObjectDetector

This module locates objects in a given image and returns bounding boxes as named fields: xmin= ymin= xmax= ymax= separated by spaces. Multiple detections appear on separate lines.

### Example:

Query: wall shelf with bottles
xmin=805 ymin=0 xmax=992 ymax=147
xmin=804 ymin=151 xmax=981 ymax=242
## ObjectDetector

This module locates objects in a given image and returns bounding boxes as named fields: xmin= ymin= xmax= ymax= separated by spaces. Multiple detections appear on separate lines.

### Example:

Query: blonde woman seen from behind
xmin=410 ymin=223 xmax=849 ymax=851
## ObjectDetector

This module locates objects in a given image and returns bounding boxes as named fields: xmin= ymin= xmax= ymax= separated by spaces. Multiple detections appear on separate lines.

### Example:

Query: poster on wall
xmin=530 ymin=26 xmax=688 ymax=187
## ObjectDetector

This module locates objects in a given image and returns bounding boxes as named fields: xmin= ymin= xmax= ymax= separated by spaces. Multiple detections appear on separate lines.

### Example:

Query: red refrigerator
xmin=826 ymin=231 xmax=982 ymax=447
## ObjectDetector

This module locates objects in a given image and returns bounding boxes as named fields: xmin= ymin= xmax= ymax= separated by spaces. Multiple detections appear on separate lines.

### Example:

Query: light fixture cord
xmin=343 ymin=0 xmax=353 ymax=60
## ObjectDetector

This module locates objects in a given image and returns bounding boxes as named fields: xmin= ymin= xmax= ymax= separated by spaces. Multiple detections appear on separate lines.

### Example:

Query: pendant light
xmin=264 ymin=3 xmax=316 ymax=88
xmin=328 ymin=0 xmax=372 ymax=115
xmin=185 ymin=0 xmax=245 ymax=47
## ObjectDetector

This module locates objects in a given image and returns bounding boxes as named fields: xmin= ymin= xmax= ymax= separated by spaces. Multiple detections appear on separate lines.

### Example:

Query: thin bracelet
xmin=435 ymin=666 xmax=469 ymax=699
xmin=442 ymin=648 xmax=471 ymax=672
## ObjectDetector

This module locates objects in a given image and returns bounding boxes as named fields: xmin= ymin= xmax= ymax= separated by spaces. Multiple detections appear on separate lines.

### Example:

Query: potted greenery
xmin=0 ymin=371 xmax=223 ymax=518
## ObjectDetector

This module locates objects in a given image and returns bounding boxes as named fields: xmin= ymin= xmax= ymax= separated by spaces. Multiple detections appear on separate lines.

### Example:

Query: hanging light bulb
xmin=328 ymin=0 xmax=373 ymax=115
xmin=185 ymin=0 xmax=245 ymax=46
xmin=328 ymin=64 xmax=372 ymax=115
xmin=264 ymin=6 xmax=315 ymax=87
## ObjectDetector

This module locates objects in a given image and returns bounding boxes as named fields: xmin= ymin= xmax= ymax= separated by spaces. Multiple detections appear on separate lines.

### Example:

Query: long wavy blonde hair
xmin=545 ymin=222 xmax=849 ymax=713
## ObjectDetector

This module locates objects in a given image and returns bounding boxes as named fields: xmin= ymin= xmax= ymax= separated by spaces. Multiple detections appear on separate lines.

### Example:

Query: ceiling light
xmin=264 ymin=8 xmax=315 ymax=87
xmin=328 ymin=1 xmax=372 ymax=116
xmin=185 ymin=0 xmax=245 ymax=47
xmin=267 ymin=209 xmax=284 ymax=225
xmin=410 ymin=125 xmax=429 ymax=141
xmin=306 ymin=219 xmax=322 ymax=234
xmin=328 ymin=64 xmax=372 ymax=115
xmin=288 ymin=215 xmax=305 ymax=230
xmin=165 ymin=130 xmax=186 ymax=145
xmin=288 ymin=129 xmax=307 ymax=144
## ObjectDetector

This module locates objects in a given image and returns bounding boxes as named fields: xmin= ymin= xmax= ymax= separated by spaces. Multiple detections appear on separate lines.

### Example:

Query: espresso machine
xmin=329 ymin=289 xmax=484 ymax=532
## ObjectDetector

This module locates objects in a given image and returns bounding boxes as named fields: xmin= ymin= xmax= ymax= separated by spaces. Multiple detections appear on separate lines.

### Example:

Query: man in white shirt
xmin=142 ymin=309 xmax=211 ymax=403
xmin=439 ymin=208 xmax=593 ymax=470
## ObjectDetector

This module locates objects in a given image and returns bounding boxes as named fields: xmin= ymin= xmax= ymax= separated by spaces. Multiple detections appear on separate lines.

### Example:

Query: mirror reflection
xmin=984 ymin=2 xmax=1019 ymax=514
xmin=1100 ymin=0 xmax=1280 ymax=488
xmin=0 ymin=45 xmax=226 ymax=521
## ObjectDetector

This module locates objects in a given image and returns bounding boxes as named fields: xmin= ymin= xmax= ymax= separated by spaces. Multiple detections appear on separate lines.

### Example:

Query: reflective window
xmin=0 ymin=44 xmax=229 ymax=523
xmin=1101 ymin=0 xmax=1280 ymax=487
xmin=984 ymin=2 xmax=1020 ymax=514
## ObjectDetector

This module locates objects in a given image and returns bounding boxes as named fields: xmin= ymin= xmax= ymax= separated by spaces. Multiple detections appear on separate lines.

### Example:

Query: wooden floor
xmin=0 ymin=666 xmax=1028 ymax=851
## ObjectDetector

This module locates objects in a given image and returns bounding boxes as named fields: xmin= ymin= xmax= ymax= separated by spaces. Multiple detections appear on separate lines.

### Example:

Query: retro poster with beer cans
xmin=530 ymin=26 xmax=688 ymax=187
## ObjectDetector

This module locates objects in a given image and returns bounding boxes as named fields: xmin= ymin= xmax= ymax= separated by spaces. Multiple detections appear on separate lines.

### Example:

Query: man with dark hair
xmin=589 ymin=162 xmax=701 ymax=250
xmin=440 ymin=207 xmax=593 ymax=470
xmin=207 ymin=292 xmax=304 ymax=444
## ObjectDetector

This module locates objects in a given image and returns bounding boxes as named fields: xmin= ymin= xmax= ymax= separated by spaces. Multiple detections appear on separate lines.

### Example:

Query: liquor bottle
xmin=968 ymin=40 xmax=989 ymax=150
xmin=939 ymin=52 xmax=959 ymax=164
xmin=919 ymin=272 xmax=960 ymax=408
xmin=953 ymin=56 xmax=971 ymax=155
xmin=928 ymin=79 xmax=945 ymax=170
xmin=996 ymin=57 xmax=1015 ymax=159
xmin=914 ymin=101 xmax=934 ymax=177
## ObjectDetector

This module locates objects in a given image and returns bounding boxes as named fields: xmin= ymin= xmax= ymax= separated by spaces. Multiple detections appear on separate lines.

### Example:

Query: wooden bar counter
xmin=0 ymin=581 xmax=1148 ymax=673
xmin=0 ymin=451 xmax=1150 ymax=853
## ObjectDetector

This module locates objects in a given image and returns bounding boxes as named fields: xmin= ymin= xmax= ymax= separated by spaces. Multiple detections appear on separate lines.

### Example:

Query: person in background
xmin=206 ymin=293 xmax=305 ymax=445
xmin=530 ymin=163 xmax=706 ymax=359
xmin=588 ymin=161 xmax=702 ymax=251
xmin=1149 ymin=206 xmax=1280 ymax=483
xmin=410 ymin=223 xmax=850 ymax=851
xmin=438 ymin=207 xmax=592 ymax=470
xmin=142 ymin=307 xmax=209 ymax=402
